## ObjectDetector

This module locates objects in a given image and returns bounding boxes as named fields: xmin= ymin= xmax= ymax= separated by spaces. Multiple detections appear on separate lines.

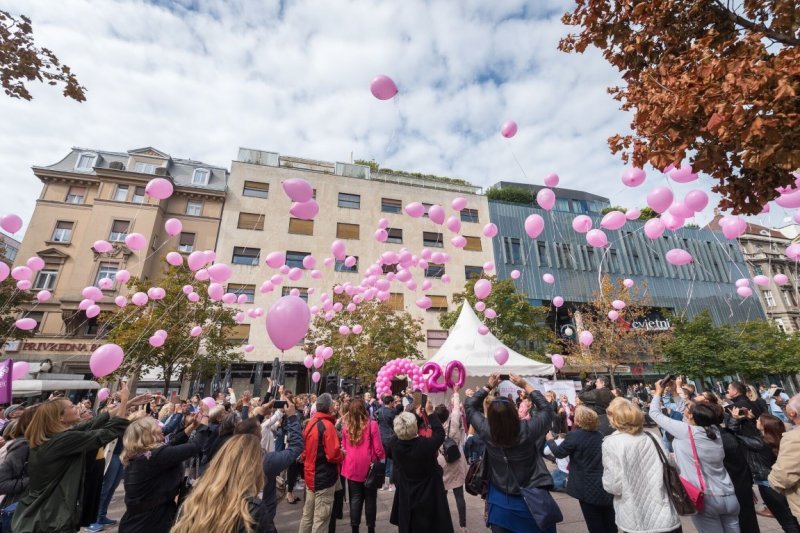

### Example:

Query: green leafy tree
xmin=0 ymin=276 xmax=35 ymax=348
xmin=303 ymin=292 xmax=424 ymax=388
xmin=104 ymin=265 xmax=240 ymax=393
xmin=1 ymin=10 xmax=86 ymax=101
xmin=658 ymin=311 xmax=733 ymax=378
xmin=485 ymin=186 xmax=535 ymax=205
xmin=439 ymin=275 xmax=555 ymax=359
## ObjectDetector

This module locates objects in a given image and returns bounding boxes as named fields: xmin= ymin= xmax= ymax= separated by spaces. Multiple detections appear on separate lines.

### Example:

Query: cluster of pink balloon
xmin=375 ymin=358 xmax=424 ymax=397
xmin=421 ymin=360 xmax=466 ymax=392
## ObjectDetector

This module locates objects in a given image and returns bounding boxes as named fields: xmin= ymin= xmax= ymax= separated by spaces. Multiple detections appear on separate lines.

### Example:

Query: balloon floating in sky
xmin=543 ymin=173 xmax=559 ymax=187
xmin=525 ymin=214 xmax=545 ymax=239
xmin=90 ymin=343 xmax=124 ymax=377
xmin=164 ymin=218 xmax=182 ymax=236
xmin=572 ymin=215 xmax=593 ymax=234
xmin=500 ymin=120 xmax=518 ymax=138
xmin=621 ymin=167 xmax=646 ymax=187
xmin=0 ymin=214 xmax=23 ymax=234
xmin=282 ymin=178 xmax=314 ymax=203
xmin=474 ymin=279 xmax=492 ymax=300
xmin=370 ymin=75 xmax=398 ymax=100
xmin=145 ymin=178 xmax=173 ymax=200
xmin=266 ymin=295 xmax=311 ymax=351
xmin=665 ymin=248 xmax=693 ymax=266
xmin=494 ymin=347 xmax=509 ymax=366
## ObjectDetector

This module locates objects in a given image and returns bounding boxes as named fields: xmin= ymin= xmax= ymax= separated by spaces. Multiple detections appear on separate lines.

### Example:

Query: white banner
xmin=496 ymin=378 xmax=579 ymax=404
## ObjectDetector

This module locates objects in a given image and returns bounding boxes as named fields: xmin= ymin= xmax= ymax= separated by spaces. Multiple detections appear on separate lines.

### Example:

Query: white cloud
xmin=2 ymin=0 xmax=775 ymax=239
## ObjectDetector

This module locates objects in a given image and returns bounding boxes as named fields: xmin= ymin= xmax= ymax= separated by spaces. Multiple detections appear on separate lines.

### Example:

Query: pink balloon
xmin=82 ymin=286 xmax=103 ymax=301
xmin=237 ymin=294 xmax=249 ymax=305
xmin=149 ymin=335 xmax=165 ymax=348
xmin=182 ymin=284 xmax=194 ymax=294
xmin=404 ymin=202 xmax=425 ymax=218
xmin=282 ymin=178 xmax=314 ymax=203
xmin=665 ymin=249 xmax=693 ymax=266
xmin=428 ymin=205 xmax=446 ymax=225
xmin=244 ymin=344 xmax=255 ymax=353
xmin=0 ymin=262 xmax=8 ymax=282
xmin=164 ymin=218 xmax=182 ymax=236
xmin=353 ymin=324 xmax=363 ymax=334
xmin=16 ymin=280 xmax=31 ymax=291
xmin=150 ymin=287 xmax=166 ymax=300
xmin=646 ymin=187 xmax=674 ymax=214
xmin=310 ymin=269 xmax=322 ymax=279
xmin=484 ymin=308 xmax=497 ymax=319
xmin=720 ymin=216 xmax=747 ymax=239
xmin=474 ymin=279 xmax=492 ymax=299
xmin=89 ymin=343 xmax=124 ymax=377
xmin=289 ymin=199 xmax=319 ymax=220
xmin=482 ymin=223 xmax=498 ymax=238
xmin=131 ymin=292 xmax=149 ymax=306
xmin=323 ymin=346 xmax=333 ymax=359
xmin=302 ymin=255 xmax=317 ymax=269
xmin=374 ymin=229 xmax=388 ymax=242
xmin=494 ymin=347 xmax=509 ymax=365
xmin=572 ymin=215 xmax=593 ymax=233
xmin=451 ymin=198 xmax=468 ymax=211
xmin=187 ymin=292 xmax=200 ymax=302
xmin=115 ymin=295 xmax=128 ymax=307
xmin=194 ymin=269 xmax=210 ymax=282
xmin=525 ymin=214 xmax=545 ymax=239
xmin=543 ymin=273 xmax=555 ymax=284
xmin=500 ymin=120 xmax=518 ymax=138
xmin=441 ymin=274 xmax=451 ymax=284
xmin=753 ymin=275 xmax=770 ymax=287
xmin=475 ymin=301 xmax=486 ymax=312
xmin=786 ymin=244 xmax=800 ymax=261
xmin=344 ymin=256 xmax=357 ymax=268
xmin=446 ymin=216 xmax=462 ymax=233
xmin=777 ymin=190 xmax=800 ymax=209
xmin=737 ymin=286 xmax=753 ymax=298
xmin=537 ymin=188 xmax=556 ymax=211
xmin=611 ymin=300 xmax=626 ymax=310
xmin=11 ymin=266 xmax=31 ymax=281
xmin=579 ymin=331 xmax=594 ymax=346
xmin=125 ymin=233 xmax=146 ymax=250
xmin=735 ymin=278 xmax=750 ymax=288
xmin=451 ymin=235 xmax=467 ymax=248
xmin=338 ymin=325 xmax=351 ymax=336
xmin=552 ymin=354 xmax=565 ymax=370
xmin=303 ymin=355 xmax=314 ymax=369
xmin=190 ymin=325 xmax=203 ymax=337
xmin=586 ymin=229 xmax=608 ymax=247
xmin=208 ymin=263 xmax=232 ymax=283
xmin=552 ymin=296 xmax=564 ymax=308
xmin=0 ymin=214 xmax=23 ymax=233
xmin=222 ymin=293 xmax=237 ymax=304
xmin=331 ymin=240 xmax=346 ymax=260
xmin=644 ymin=218 xmax=666 ymax=240
xmin=625 ymin=209 xmax=641 ymax=221
xmin=543 ymin=173 xmax=559 ymax=187
xmin=478 ymin=325 xmax=490 ymax=336
xmin=370 ymin=74 xmax=398 ymax=100
xmin=145 ymin=177 xmax=173 ymax=199
xmin=36 ymin=289 xmax=51 ymax=302
xmin=266 ymin=296 xmax=311 ymax=351
xmin=86 ymin=304 xmax=101 ymax=318
xmin=774 ymin=274 xmax=789 ymax=285
xmin=79 ymin=298 xmax=93 ymax=310
xmin=312 ymin=371 xmax=321 ymax=383
xmin=661 ymin=211 xmax=685 ymax=232
xmin=12 ymin=361 xmax=29 ymax=380
xmin=207 ymin=283 xmax=224 ymax=301
xmin=415 ymin=297 xmax=432 ymax=310
xmin=166 ymin=252 xmax=183 ymax=266
xmin=483 ymin=261 xmax=495 ymax=273
xmin=265 ymin=251 xmax=285 ymax=269
xmin=115 ymin=270 xmax=131 ymax=284
xmin=684 ymin=190 xmax=709 ymax=212
xmin=97 ymin=388 xmax=110 ymax=402
xmin=204 ymin=250 xmax=216 ymax=263
xmin=313 ymin=355 xmax=323 ymax=368
xmin=15 ymin=318 xmax=37 ymax=331
xmin=187 ymin=251 xmax=206 ymax=271
xmin=377 ymin=218 xmax=390 ymax=229
xmin=202 ymin=397 xmax=216 ymax=410
xmin=608 ymin=310 xmax=620 ymax=321
xmin=24 ymin=257 xmax=43 ymax=272
xmin=98 ymin=277 xmax=114 ymax=290
xmin=621 ymin=167 xmax=646 ymax=187
xmin=510 ymin=269 xmax=521 ymax=279
xmin=668 ymin=165 xmax=698 ymax=183
xmin=601 ymin=211 xmax=626 ymax=230
xmin=623 ymin=278 xmax=634 ymax=288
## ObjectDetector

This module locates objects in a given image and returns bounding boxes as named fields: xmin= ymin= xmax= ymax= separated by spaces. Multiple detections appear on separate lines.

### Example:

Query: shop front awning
xmin=12 ymin=379 xmax=100 ymax=396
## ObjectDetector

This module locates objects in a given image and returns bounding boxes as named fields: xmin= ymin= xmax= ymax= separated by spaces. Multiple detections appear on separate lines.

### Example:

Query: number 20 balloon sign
xmin=422 ymin=361 xmax=466 ymax=393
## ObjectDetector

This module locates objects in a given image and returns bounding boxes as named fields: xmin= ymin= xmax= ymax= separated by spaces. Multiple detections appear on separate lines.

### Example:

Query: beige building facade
xmin=217 ymin=148 xmax=495 ymax=393
xmin=6 ymin=147 xmax=227 ymax=384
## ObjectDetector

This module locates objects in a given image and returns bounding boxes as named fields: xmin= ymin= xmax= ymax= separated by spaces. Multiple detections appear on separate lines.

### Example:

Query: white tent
xmin=429 ymin=301 xmax=555 ymax=377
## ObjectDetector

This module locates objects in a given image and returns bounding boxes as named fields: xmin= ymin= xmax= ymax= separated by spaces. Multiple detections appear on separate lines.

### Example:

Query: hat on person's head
xmin=4 ymin=403 xmax=26 ymax=419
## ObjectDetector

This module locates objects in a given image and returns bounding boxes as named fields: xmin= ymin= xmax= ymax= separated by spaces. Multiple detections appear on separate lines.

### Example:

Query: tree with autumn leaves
xmin=561 ymin=0 xmax=799 ymax=214
xmin=303 ymin=293 xmax=425 ymax=388
xmin=103 ymin=265 xmax=240 ymax=393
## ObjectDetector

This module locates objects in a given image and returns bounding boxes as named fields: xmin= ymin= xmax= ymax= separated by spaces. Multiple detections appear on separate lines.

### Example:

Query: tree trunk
xmin=608 ymin=366 xmax=617 ymax=389
xmin=163 ymin=365 xmax=172 ymax=396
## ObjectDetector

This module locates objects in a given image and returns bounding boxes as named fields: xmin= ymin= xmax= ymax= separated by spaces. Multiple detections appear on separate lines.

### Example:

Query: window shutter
xmin=464 ymin=236 xmax=482 ymax=251
xmin=238 ymin=212 xmax=265 ymax=230
xmin=388 ymin=293 xmax=404 ymax=311
xmin=288 ymin=218 xmax=314 ymax=235
xmin=428 ymin=295 xmax=448 ymax=310
xmin=336 ymin=223 xmax=360 ymax=240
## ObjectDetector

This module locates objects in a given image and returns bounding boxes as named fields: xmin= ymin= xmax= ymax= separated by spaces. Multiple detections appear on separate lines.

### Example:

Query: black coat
xmin=721 ymin=428 xmax=761 ymax=533
xmin=546 ymin=429 xmax=612 ymax=506
xmin=376 ymin=405 xmax=400 ymax=447
xmin=578 ymin=386 xmax=614 ymax=415
xmin=118 ymin=430 xmax=199 ymax=533
xmin=0 ymin=438 xmax=29 ymax=505
xmin=388 ymin=411 xmax=454 ymax=533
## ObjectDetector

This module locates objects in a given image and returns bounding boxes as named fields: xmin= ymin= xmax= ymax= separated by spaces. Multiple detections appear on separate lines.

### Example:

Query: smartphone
xmin=662 ymin=373 xmax=675 ymax=385
xmin=499 ymin=374 xmax=510 ymax=381
xmin=273 ymin=400 xmax=288 ymax=409
xmin=421 ymin=394 xmax=428 ymax=410
xmin=773 ymin=388 xmax=785 ymax=397
xmin=412 ymin=391 xmax=422 ymax=409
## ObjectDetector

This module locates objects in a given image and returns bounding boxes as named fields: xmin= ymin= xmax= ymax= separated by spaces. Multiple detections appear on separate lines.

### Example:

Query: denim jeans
xmin=551 ymin=469 xmax=568 ymax=491
xmin=96 ymin=454 xmax=124 ymax=522
xmin=384 ymin=457 xmax=393 ymax=480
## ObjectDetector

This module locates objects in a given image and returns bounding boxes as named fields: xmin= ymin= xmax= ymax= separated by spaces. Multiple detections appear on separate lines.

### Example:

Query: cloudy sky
xmin=0 ymin=0 xmax=780 ymax=237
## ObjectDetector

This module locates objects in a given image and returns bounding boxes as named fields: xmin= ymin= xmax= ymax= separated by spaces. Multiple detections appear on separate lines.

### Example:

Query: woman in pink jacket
xmin=342 ymin=398 xmax=385 ymax=533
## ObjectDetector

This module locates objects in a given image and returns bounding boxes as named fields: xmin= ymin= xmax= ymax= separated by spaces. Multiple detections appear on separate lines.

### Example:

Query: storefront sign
xmin=20 ymin=341 xmax=104 ymax=353
xmin=630 ymin=319 xmax=671 ymax=331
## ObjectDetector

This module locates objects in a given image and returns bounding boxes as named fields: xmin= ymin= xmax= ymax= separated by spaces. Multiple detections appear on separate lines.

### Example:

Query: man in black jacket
xmin=578 ymin=377 xmax=614 ymax=436
xmin=726 ymin=381 xmax=763 ymax=437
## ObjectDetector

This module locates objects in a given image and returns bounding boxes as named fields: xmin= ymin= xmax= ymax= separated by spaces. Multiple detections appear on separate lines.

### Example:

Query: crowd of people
xmin=0 ymin=373 xmax=796 ymax=533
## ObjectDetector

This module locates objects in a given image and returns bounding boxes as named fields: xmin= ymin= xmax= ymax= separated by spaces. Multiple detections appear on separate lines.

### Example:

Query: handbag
xmin=442 ymin=418 xmax=462 ymax=464
xmin=644 ymin=432 xmax=696 ymax=515
xmin=679 ymin=428 xmax=706 ymax=511
xmin=500 ymin=449 xmax=563 ymax=531
xmin=364 ymin=422 xmax=385 ymax=490
xmin=465 ymin=451 xmax=488 ymax=498
xmin=418 ymin=411 xmax=432 ymax=438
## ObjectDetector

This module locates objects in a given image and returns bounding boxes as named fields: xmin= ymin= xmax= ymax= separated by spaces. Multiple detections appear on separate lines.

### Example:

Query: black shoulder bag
xmin=465 ymin=449 xmax=488 ymax=498
xmin=441 ymin=418 xmax=462 ymax=464
xmin=644 ymin=432 xmax=696 ymax=515
xmin=364 ymin=422 xmax=385 ymax=490
xmin=500 ymin=448 xmax=563 ymax=531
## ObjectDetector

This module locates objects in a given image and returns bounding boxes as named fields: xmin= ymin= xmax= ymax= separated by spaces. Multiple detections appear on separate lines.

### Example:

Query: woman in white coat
xmin=435 ymin=392 xmax=468 ymax=533
xmin=602 ymin=397 xmax=681 ymax=533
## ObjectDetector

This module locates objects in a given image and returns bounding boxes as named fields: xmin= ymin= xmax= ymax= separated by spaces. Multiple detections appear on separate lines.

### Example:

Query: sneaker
xmin=82 ymin=525 xmax=104 ymax=533
xmin=98 ymin=518 xmax=118 ymax=526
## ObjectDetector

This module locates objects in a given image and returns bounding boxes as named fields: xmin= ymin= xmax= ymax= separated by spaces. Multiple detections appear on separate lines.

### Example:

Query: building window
xmin=381 ymin=198 xmax=402 ymax=213
xmin=134 ymin=162 xmax=156 ymax=174
xmin=335 ymin=258 xmax=359 ymax=273
xmin=427 ymin=330 xmax=448 ymax=348
xmin=504 ymin=238 xmax=522 ymax=264
xmin=95 ymin=262 xmax=118 ymax=286
xmin=178 ymin=232 xmax=195 ymax=253
xmin=232 ymin=247 xmax=260 ymax=266
xmin=422 ymin=203 xmax=432 ymax=217
xmin=242 ymin=180 xmax=269 ymax=198
xmin=132 ymin=186 xmax=146 ymax=204
xmin=386 ymin=228 xmax=403 ymax=244
xmin=537 ymin=241 xmax=550 ymax=267
xmin=228 ymin=324 xmax=251 ymax=344
xmin=338 ymin=193 xmax=361 ymax=209
xmin=425 ymin=264 xmax=445 ymax=278
xmin=776 ymin=318 xmax=786 ymax=333
xmin=51 ymin=221 xmax=74 ymax=243
xmin=763 ymin=291 xmax=776 ymax=308
xmin=227 ymin=283 xmax=255 ymax=303
xmin=427 ymin=295 xmax=448 ymax=312
xmin=465 ymin=266 xmax=483 ymax=279
xmin=75 ymin=153 xmax=96 ymax=171
xmin=336 ymin=223 xmax=360 ymax=240
xmin=288 ymin=218 xmax=314 ymax=235
xmin=186 ymin=200 xmax=203 ymax=216
xmin=783 ymin=290 xmax=797 ymax=307
xmin=464 ymin=236 xmax=482 ymax=252
xmin=460 ymin=208 xmax=479 ymax=223
xmin=285 ymin=251 xmax=310 ymax=269
xmin=237 ymin=212 xmax=265 ymax=231
xmin=65 ymin=186 xmax=86 ymax=204
xmin=423 ymin=232 xmax=443 ymax=248
xmin=754 ymin=265 xmax=764 ymax=275
xmin=281 ymin=287 xmax=309 ymax=302
xmin=387 ymin=293 xmax=404 ymax=311
xmin=113 ymin=185 xmax=129 ymax=202
xmin=23 ymin=311 xmax=44 ymax=333
xmin=382 ymin=264 xmax=398 ymax=274
xmin=192 ymin=168 xmax=210 ymax=185
xmin=33 ymin=269 xmax=58 ymax=290
xmin=109 ymin=220 xmax=130 ymax=242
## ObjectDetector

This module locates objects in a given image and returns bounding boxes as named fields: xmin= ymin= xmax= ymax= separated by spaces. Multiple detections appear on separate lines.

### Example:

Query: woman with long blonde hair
xmin=172 ymin=434 xmax=266 ymax=533
xmin=341 ymin=397 xmax=384 ymax=533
